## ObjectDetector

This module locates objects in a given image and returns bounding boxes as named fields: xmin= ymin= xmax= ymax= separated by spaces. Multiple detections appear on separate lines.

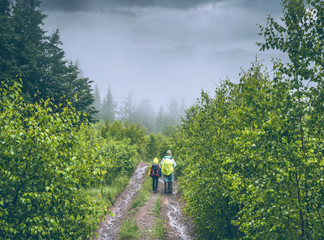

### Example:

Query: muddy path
xmin=96 ymin=162 xmax=148 ymax=240
xmin=128 ymin=189 xmax=159 ymax=240
xmin=96 ymin=162 xmax=196 ymax=240
xmin=159 ymin=179 xmax=196 ymax=240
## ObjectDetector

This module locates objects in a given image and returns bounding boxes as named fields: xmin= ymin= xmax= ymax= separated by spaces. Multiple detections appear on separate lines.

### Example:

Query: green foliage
xmin=0 ymin=81 xmax=104 ymax=239
xmin=153 ymin=194 xmax=162 ymax=217
xmin=146 ymin=133 xmax=171 ymax=161
xmin=84 ymin=175 xmax=131 ymax=229
xmin=85 ymin=175 xmax=130 ymax=204
xmin=149 ymin=218 xmax=165 ymax=239
xmin=175 ymin=56 xmax=324 ymax=239
xmin=98 ymin=138 xmax=138 ymax=184
xmin=0 ymin=0 xmax=96 ymax=121
xmin=99 ymin=120 xmax=154 ymax=160
xmin=172 ymin=1 xmax=324 ymax=239
xmin=0 ymin=81 xmax=140 ymax=239
xmin=150 ymin=194 xmax=165 ymax=239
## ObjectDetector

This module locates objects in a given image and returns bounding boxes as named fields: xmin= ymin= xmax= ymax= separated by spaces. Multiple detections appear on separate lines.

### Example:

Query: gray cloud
xmin=239 ymin=0 xmax=282 ymax=13
xmin=41 ymin=0 xmax=282 ymax=15
xmin=41 ymin=0 xmax=89 ymax=12
xmin=40 ymin=0 xmax=210 ymax=12
xmin=42 ymin=0 xmax=284 ymax=109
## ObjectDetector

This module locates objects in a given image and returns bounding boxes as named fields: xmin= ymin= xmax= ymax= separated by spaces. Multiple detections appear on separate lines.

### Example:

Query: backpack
xmin=162 ymin=158 xmax=174 ymax=176
xmin=150 ymin=163 xmax=161 ymax=177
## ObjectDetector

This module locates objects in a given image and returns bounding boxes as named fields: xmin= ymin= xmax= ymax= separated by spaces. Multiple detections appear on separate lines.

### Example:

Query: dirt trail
xmin=96 ymin=162 xmax=196 ymax=240
xmin=130 ymin=191 xmax=159 ymax=240
xmin=159 ymin=179 xmax=196 ymax=240
xmin=96 ymin=162 xmax=147 ymax=240
xmin=136 ymin=193 xmax=158 ymax=232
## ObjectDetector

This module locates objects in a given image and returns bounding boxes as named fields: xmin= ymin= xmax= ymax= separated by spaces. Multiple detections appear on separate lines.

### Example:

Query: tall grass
xmin=86 ymin=175 xmax=130 ymax=202
xmin=84 ymin=175 xmax=130 ymax=218
xmin=130 ymin=174 xmax=151 ymax=211
xmin=118 ymin=220 xmax=141 ymax=239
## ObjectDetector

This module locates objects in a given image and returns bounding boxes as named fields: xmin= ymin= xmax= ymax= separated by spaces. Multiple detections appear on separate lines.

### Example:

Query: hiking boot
xmin=168 ymin=182 xmax=172 ymax=193
xmin=164 ymin=183 xmax=167 ymax=194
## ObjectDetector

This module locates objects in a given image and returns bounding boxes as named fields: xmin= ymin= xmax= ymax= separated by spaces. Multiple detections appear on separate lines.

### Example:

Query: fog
xmin=42 ymin=0 xmax=283 ymax=110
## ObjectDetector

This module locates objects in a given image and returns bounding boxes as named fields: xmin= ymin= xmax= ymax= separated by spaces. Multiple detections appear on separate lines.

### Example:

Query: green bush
xmin=0 ymin=81 xmax=142 ymax=239
xmin=146 ymin=133 xmax=172 ymax=161
xmin=0 ymin=81 xmax=109 ymax=239
xmin=98 ymin=119 xmax=172 ymax=163
xmin=99 ymin=120 xmax=148 ymax=160
xmin=175 ymin=60 xmax=324 ymax=239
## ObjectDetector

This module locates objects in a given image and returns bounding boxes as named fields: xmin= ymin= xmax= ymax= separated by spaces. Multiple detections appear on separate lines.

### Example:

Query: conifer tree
xmin=93 ymin=84 xmax=102 ymax=120
xmin=155 ymin=106 xmax=167 ymax=132
xmin=119 ymin=92 xmax=135 ymax=122
xmin=101 ymin=86 xmax=117 ymax=121
xmin=0 ymin=0 xmax=16 ymax=81
xmin=134 ymin=99 xmax=155 ymax=131
xmin=0 ymin=0 xmax=96 ymax=121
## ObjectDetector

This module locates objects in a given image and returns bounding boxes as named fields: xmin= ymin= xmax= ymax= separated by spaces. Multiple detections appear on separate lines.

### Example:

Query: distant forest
xmin=92 ymin=84 xmax=186 ymax=132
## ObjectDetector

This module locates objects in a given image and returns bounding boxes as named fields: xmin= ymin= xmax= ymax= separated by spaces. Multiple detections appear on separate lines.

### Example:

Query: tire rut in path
xmin=160 ymin=179 xmax=196 ymax=240
xmin=96 ymin=162 xmax=147 ymax=240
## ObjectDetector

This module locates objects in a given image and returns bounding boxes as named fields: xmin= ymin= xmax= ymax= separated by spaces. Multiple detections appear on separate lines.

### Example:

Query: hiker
xmin=148 ymin=157 xmax=162 ymax=192
xmin=161 ymin=150 xmax=176 ymax=194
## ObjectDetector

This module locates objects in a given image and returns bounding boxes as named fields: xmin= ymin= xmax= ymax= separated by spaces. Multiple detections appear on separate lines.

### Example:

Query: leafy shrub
xmin=101 ymin=138 xmax=138 ymax=183
xmin=175 ymin=61 xmax=324 ymax=239
xmin=99 ymin=120 xmax=148 ymax=159
xmin=0 ymin=81 xmax=109 ymax=239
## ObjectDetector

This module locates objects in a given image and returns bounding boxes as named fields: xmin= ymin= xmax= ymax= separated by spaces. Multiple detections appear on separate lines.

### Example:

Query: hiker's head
xmin=153 ymin=158 xmax=159 ymax=164
xmin=166 ymin=150 xmax=172 ymax=156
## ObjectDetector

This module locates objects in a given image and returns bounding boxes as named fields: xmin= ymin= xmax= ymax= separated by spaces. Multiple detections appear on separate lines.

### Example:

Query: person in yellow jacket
xmin=161 ymin=150 xmax=176 ymax=194
xmin=148 ymin=158 xmax=162 ymax=192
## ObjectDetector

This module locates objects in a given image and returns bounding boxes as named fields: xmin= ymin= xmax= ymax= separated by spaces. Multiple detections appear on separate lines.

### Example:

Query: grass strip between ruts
xmin=149 ymin=194 xmax=165 ymax=239
xmin=118 ymin=219 xmax=141 ymax=239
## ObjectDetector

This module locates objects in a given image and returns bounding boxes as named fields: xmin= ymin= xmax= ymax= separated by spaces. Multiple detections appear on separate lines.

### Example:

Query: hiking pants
xmin=152 ymin=176 xmax=159 ymax=191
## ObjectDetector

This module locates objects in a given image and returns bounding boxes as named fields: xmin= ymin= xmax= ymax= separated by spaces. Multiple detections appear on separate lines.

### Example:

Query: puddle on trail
xmin=166 ymin=192 xmax=192 ymax=240
xmin=96 ymin=164 xmax=147 ymax=240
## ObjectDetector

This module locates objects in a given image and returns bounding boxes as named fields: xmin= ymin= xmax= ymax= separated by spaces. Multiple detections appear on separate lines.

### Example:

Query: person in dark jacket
xmin=148 ymin=158 xmax=161 ymax=192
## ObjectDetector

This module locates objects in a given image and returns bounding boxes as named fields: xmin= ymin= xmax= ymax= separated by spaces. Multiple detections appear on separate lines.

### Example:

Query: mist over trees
xmin=92 ymin=84 xmax=186 ymax=132
xmin=93 ymin=84 xmax=102 ymax=119
xmin=0 ymin=0 xmax=96 ymax=121
xmin=101 ymin=86 xmax=117 ymax=121
xmin=0 ymin=0 xmax=187 ymax=126
xmin=1 ymin=0 xmax=324 ymax=239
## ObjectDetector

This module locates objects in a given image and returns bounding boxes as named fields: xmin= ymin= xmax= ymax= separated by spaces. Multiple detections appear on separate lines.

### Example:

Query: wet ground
xmin=96 ymin=162 xmax=148 ymax=240
xmin=96 ymin=162 xmax=196 ymax=240
xmin=160 ymin=180 xmax=196 ymax=240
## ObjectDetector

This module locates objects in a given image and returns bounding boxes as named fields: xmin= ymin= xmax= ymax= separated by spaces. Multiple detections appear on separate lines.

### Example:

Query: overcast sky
xmin=41 ymin=0 xmax=283 ymax=110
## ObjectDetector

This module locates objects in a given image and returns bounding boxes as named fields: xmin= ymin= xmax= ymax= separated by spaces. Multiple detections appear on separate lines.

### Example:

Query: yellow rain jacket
xmin=148 ymin=158 xmax=160 ymax=176
xmin=162 ymin=158 xmax=174 ymax=176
